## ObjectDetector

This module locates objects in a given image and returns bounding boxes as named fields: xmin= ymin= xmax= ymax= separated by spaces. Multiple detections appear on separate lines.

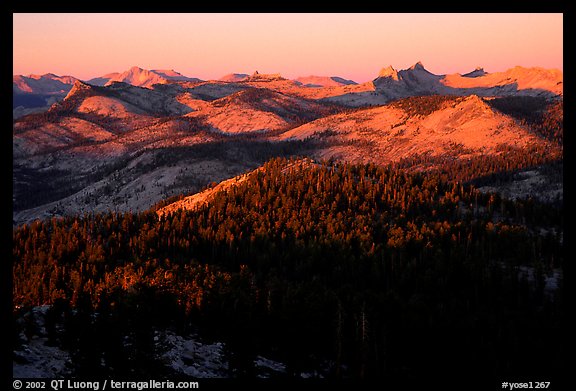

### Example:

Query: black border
xmin=6 ymin=3 xmax=570 ymax=13
xmin=6 ymin=4 xmax=571 ymax=391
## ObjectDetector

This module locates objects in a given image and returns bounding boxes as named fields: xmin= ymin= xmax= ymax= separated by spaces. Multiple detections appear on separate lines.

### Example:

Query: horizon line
xmin=13 ymin=62 xmax=564 ymax=85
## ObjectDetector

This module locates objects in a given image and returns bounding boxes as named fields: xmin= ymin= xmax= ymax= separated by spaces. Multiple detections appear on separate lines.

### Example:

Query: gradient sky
xmin=13 ymin=13 xmax=563 ymax=83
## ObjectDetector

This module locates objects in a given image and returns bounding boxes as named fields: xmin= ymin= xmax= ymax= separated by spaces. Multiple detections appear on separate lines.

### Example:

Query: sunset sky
xmin=13 ymin=13 xmax=563 ymax=82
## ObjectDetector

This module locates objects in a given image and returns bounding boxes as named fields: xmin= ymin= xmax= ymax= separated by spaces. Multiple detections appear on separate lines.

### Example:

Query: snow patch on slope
xmin=13 ymin=306 xmax=73 ymax=378
xmin=158 ymin=331 xmax=229 ymax=378
xmin=157 ymin=330 xmax=289 ymax=378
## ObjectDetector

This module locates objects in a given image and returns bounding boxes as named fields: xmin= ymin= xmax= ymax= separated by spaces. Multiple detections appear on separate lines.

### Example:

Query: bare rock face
xmin=462 ymin=67 xmax=487 ymax=78
xmin=371 ymin=63 xmax=562 ymax=100
xmin=377 ymin=65 xmax=400 ymax=81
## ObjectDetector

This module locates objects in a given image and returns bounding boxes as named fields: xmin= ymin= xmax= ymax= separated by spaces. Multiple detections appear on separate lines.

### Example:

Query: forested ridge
xmin=13 ymin=157 xmax=563 ymax=378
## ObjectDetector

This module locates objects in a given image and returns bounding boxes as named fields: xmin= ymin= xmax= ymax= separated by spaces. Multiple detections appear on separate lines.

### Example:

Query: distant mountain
xmin=57 ymin=79 xmax=194 ymax=120
xmin=373 ymin=61 xmax=448 ymax=97
xmin=277 ymin=94 xmax=559 ymax=164
xmin=150 ymin=69 xmax=200 ymax=82
xmin=13 ymin=73 xmax=77 ymax=95
xmin=87 ymin=66 xmax=202 ymax=88
xmin=462 ymin=67 xmax=487 ymax=78
xmin=245 ymin=70 xmax=285 ymax=82
xmin=294 ymin=75 xmax=357 ymax=88
xmin=14 ymin=63 xmax=562 ymax=117
xmin=286 ymin=63 xmax=562 ymax=108
xmin=372 ymin=62 xmax=563 ymax=100
xmin=441 ymin=65 xmax=563 ymax=96
xmin=219 ymin=73 xmax=249 ymax=82
xmin=13 ymin=73 xmax=78 ymax=117
xmin=185 ymin=87 xmax=336 ymax=134
xmin=12 ymin=67 xmax=202 ymax=117
xmin=86 ymin=72 xmax=122 ymax=86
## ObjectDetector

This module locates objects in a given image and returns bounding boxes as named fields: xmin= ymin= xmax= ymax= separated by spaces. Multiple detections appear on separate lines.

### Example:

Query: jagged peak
xmin=56 ymin=80 xmax=94 ymax=106
xmin=378 ymin=65 xmax=399 ymax=80
xmin=409 ymin=61 xmax=426 ymax=71
xmin=462 ymin=67 xmax=487 ymax=78
xmin=65 ymin=80 xmax=92 ymax=97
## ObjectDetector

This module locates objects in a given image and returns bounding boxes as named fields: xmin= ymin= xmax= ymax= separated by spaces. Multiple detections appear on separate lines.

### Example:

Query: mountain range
xmin=13 ymin=62 xmax=562 ymax=118
xmin=12 ymin=62 xmax=563 ymax=225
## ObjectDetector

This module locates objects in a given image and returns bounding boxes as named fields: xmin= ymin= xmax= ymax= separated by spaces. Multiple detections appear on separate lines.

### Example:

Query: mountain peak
xmin=378 ymin=65 xmax=399 ymax=81
xmin=105 ymin=67 xmax=163 ymax=88
xmin=71 ymin=79 xmax=92 ymax=91
xmin=464 ymin=94 xmax=483 ymax=103
xmin=409 ymin=61 xmax=426 ymax=71
xmin=91 ymin=66 xmax=201 ymax=88
xmin=13 ymin=73 xmax=77 ymax=95
xmin=62 ymin=80 xmax=92 ymax=100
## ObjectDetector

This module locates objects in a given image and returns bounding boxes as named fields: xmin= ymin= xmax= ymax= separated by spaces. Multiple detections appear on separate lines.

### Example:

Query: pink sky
xmin=13 ymin=13 xmax=563 ymax=83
